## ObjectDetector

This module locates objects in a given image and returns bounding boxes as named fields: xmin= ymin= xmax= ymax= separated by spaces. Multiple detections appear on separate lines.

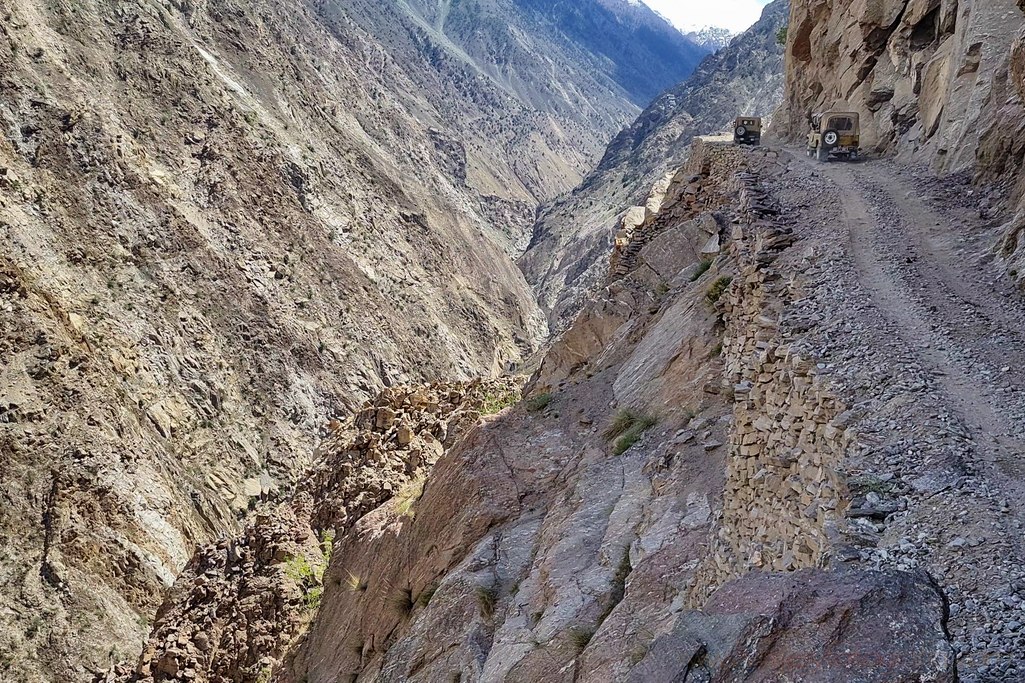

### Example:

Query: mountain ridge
xmin=519 ymin=0 xmax=789 ymax=327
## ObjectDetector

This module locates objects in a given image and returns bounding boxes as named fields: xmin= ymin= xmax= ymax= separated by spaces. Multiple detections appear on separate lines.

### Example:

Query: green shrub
xmin=706 ymin=276 xmax=733 ymax=305
xmin=394 ymin=476 xmax=426 ymax=518
xmin=525 ymin=393 xmax=552 ymax=413
xmin=776 ymin=26 xmax=788 ymax=46
xmin=689 ymin=260 xmax=713 ymax=281
xmin=482 ymin=386 xmax=520 ymax=415
xmin=604 ymin=409 xmax=658 ymax=455
xmin=283 ymin=531 xmax=334 ymax=612
xmin=603 ymin=409 xmax=638 ymax=440
xmin=613 ymin=421 xmax=655 ymax=455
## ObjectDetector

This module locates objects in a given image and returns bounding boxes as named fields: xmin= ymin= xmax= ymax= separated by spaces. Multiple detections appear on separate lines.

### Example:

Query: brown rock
xmin=631 ymin=569 xmax=955 ymax=682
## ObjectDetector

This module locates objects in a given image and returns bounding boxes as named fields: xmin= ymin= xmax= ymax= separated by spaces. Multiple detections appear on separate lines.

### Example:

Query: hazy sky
xmin=641 ymin=0 xmax=774 ymax=33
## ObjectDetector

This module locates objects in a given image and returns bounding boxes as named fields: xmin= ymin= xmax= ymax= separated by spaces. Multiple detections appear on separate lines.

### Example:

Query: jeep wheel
xmin=823 ymin=130 xmax=839 ymax=147
xmin=735 ymin=125 xmax=747 ymax=138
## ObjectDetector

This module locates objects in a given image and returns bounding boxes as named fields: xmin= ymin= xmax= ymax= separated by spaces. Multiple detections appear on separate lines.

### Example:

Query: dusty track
xmin=776 ymin=149 xmax=1025 ymax=681
xmin=814 ymin=156 xmax=1025 ymax=490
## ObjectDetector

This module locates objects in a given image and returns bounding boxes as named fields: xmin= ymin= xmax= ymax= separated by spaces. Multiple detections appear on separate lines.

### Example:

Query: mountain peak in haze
xmin=685 ymin=26 xmax=736 ymax=51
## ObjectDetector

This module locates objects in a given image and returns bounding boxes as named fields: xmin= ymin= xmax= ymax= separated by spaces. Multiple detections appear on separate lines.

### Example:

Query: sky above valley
xmin=641 ymin=0 xmax=774 ymax=33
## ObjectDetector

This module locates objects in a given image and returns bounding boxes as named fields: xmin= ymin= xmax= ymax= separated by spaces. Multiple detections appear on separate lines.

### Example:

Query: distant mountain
xmin=686 ymin=26 xmax=736 ymax=52
xmin=520 ymin=0 xmax=789 ymax=326
xmin=516 ymin=0 xmax=712 ymax=104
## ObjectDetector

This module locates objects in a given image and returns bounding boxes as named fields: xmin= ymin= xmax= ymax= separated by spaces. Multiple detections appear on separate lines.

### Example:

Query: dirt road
xmin=774 ymin=149 xmax=1025 ymax=681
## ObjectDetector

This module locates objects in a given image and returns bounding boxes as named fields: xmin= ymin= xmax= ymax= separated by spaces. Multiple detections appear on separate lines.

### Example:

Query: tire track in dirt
xmin=804 ymin=156 xmax=1025 ymax=487
xmin=775 ymin=149 xmax=1025 ymax=679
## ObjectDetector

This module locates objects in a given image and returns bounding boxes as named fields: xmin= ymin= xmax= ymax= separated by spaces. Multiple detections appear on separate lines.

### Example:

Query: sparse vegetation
xmin=343 ymin=570 xmax=368 ymax=593
xmin=283 ymin=531 xmax=334 ymax=612
xmin=525 ymin=392 xmax=552 ymax=413
xmin=654 ymin=279 xmax=670 ymax=298
xmin=706 ymin=276 xmax=733 ymax=305
xmin=475 ymin=585 xmax=498 ymax=618
xmin=598 ymin=547 xmax=632 ymax=627
xmin=482 ymin=385 xmax=520 ymax=415
xmin=690 ymin=260 xmax=713 ymax=281
xmin=776 ymin=26 xmax=788 ymax=46
xmin=391 ymin=587 xmax=414 ymax=617
xmin=416 ymin=582 xmax=439 ymax=608
xmin=603 ymin=409 xmax=659 ymax=455
xmin=568 ymin=626 xmax=596 ymax=652
xmin=628 ymin=643 xmax=650 ymax=665
xmin=394 ymin=476 xmax=426 ymax=518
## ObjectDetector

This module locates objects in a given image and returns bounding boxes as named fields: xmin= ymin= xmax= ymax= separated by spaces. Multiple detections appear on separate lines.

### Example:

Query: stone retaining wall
xmin=609 ymin=138 xmax=748 ymax=279
xmin=690 ymin=158 xmax=852 ymax=602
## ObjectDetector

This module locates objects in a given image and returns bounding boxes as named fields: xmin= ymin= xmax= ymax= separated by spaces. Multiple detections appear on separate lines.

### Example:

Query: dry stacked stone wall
xmin=609 ymin=137 xmax=746 ymax=279
xmin=689 ymin=142 xmax=853 ymax=601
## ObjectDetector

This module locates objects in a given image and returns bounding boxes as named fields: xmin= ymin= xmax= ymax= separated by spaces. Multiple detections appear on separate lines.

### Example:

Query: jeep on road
xmin=733 ymin=116 xmax=762 ymax=146
xmin=807 ymin=111 xmax=860 ymax=161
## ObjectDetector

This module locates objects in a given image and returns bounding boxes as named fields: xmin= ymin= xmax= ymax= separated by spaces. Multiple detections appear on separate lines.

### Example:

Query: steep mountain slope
xmin=0 ymin=0 xmax=704 ymax=679
xmin=276 ymin=142 xmax=962 ymax=683
xmin=50 ymin=2 xmax=1025 ymax=679
xmin=329 ymin=0 xmax=708 ymax=227
xmin=519 ymin=0 xmax=788 ymax=327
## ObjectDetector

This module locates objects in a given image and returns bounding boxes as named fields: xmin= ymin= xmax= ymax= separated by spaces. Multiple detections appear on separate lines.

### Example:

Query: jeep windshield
xmin=827 ymin=116 xmax=856 ymax=132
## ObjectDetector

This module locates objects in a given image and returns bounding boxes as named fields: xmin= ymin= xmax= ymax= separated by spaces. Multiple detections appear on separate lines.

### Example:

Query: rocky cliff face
xmin=321 ymin=0 xmax=709 ymax=229
xmin=519 ymin=0 xmax=788 ymax=328
xmin=776 ymin=0 xmax=1025 ymax=309
xmin=778 ymin=0 xmax=1024 ymax=173
xmin=0 ymin=0 xmax=702 ymax=679
xmin=274 ymin=141 xmax=959 ymax=683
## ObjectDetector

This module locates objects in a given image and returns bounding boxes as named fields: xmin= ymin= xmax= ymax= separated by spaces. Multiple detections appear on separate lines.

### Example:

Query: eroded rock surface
xmin=276 ymin=143 xmax=961 ymax=683
xmin=98 ymin=379 xmax=520 ymax=683
xmin=779 ymin=0 xmax=1024 ymax=172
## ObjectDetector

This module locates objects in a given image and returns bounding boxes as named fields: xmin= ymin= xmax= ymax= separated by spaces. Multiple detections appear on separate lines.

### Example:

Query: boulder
xmin=631 ymin=569 xmax=956 ymax=682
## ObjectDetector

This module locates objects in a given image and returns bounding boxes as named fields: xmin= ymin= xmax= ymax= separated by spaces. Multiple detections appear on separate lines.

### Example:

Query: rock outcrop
xmin=98 ymin=378 xmax=520 ymax=683
xmin=778 ymin=0 xmax=1024 ymax=170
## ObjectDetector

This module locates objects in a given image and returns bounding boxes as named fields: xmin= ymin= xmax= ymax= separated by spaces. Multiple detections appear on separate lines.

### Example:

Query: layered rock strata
xmin=99 ymin=379 xmax=520 ymax=683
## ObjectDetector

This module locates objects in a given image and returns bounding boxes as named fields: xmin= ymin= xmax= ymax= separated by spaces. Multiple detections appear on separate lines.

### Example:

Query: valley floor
xmin=775 ymin=149 xmax=1025 ymax=680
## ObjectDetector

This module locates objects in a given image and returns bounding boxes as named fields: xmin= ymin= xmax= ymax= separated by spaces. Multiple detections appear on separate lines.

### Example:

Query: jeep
xmin=807 ymin=111 xmax=860 ymax=161
xmin=733 ymin=117 xmax=762 ymax=146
